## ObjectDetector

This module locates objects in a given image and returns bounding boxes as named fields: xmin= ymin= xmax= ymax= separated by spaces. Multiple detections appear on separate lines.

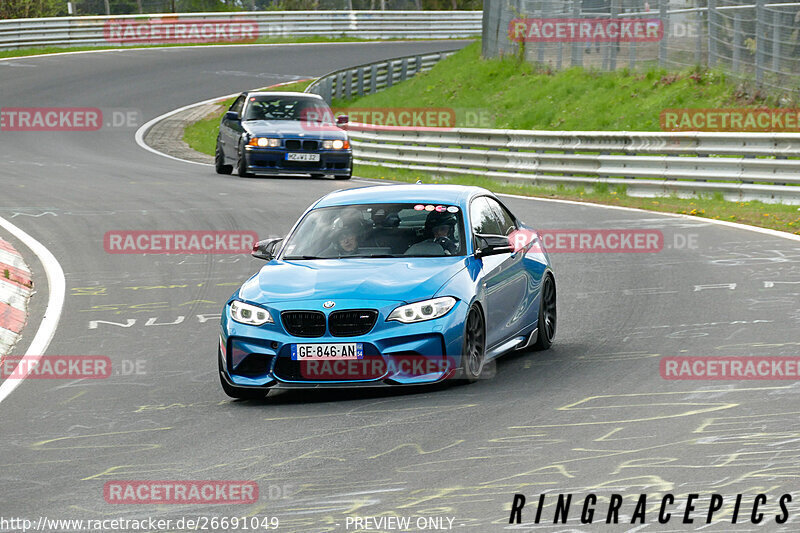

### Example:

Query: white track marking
xmin=0 ymin=41 xmax=428 ymax=63
xmin=0 ymin=216 xmax=66 ymax=405
xmin=134 ymin=93 xmax=238 ymax=165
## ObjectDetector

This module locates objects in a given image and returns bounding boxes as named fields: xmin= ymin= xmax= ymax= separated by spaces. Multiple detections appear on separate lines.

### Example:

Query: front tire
xmin=334 ymin=169 xmax=352 ymax=180
xmin=533 ymin=274 xmax=557 ymax=350
xmin=458 ymin=305 xmax=486 ymax=383
xmin=236 ymin=143 xmax=253 ymax=177
xmin=215 ymin=140 xmax=233 ymax=175
xmin=218 ymin=350 xmax=266 ymax=400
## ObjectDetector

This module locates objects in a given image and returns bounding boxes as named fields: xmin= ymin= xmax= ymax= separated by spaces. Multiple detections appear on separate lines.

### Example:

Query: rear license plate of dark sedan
xmin=286 ymin=153 xmax=320 ymax=162
xmin=291 ymin=343 xmax=363 ymax=360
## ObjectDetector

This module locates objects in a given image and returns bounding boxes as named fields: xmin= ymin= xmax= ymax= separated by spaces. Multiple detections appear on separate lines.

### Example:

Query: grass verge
xmin=183 ymin=79 xmax=313 ymax=157
xmin=335 ymin=41 xmax=782 ymax=131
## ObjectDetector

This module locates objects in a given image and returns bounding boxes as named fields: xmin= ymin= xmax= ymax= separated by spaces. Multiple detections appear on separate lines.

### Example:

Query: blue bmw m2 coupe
xmin=218 ymin=184 xmax=556 ymax=398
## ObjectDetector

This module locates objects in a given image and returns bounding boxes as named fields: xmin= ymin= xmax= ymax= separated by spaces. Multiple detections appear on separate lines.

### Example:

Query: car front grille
xmin=284 ymin=140 xmax=319 ymax=151
xmin=280 ymin=309 xmax=379 ymax=337
xmin=281 ymin=311 xmax=326 ymax=337
xmin=329 ymin=310 xmax=378 ymax=337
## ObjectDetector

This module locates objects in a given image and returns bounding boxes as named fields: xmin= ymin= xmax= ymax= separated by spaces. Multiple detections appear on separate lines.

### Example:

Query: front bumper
xmin=243 ymin=147 xmax=351 ymax=176
xmin=219 ymin=298 xmax=468 ymax=389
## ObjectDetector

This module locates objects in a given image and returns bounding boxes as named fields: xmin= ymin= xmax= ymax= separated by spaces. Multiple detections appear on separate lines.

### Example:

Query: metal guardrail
xmin=345 ymin=125 xmax=800 ymax=203
xmin=305 ymin=49 xmax=458 ymax=103
xmin=303 ymin=46 xmax=800 ymax=203
xmin=0 ymin=11 xmax=482 ymax=51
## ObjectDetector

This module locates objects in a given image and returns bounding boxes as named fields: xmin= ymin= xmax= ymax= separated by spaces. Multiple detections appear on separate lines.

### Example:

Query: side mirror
xmin=474 ymin=233 xmax=514 ymax=258
xmin=225 ymin=111 xmax=240 ymax=122
xmin=252 ymin=238 xmax=283 ymax=261
xmin=336 ymin=114 xmax=349 ymax=125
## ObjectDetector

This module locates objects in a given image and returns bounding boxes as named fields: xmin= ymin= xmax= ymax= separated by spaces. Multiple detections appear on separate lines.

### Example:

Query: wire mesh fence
xmin=483 ymin=0 xmax=800 ymax=97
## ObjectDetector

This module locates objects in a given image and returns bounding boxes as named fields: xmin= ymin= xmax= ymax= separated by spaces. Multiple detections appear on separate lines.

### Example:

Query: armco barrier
xmin=304 ymin=51 xmax=800 ymax=204
xmin=305 ymin=49 xmax=458 ymax=103
xmin=344 ymin=125 xmax=800 ymax=203
xmin=0 ymin=11 xmax=481 ymax=51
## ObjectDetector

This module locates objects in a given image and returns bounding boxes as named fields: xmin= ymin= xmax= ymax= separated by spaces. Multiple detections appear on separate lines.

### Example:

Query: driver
xmin=405 ymin=210 xmax=459 ymax=256
xmin=322 ymin=214 xmax=363 ymax=257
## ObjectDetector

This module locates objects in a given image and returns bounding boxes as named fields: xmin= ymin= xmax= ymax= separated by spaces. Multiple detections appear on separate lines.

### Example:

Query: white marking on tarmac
xmin=0 ymin=216 xmax=66 ymax=405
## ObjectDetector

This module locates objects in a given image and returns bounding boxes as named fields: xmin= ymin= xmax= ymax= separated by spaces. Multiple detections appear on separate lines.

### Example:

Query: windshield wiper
xmin=346 ymin=254 xmax=403 ymax=258
xmin=284 ymin=255 xmax=324 ymax=260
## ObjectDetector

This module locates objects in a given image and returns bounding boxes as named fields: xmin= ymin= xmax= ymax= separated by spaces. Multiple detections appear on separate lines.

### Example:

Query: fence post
xmin=356 ymin=67 xmax=364 ymax=97
xmin=482 ymin=0 xmax=492 ymax=58
xmin=658 ymin=0 xmax=667 ymax=67
xmin=400 ymin=57 xmax=408 ymax=82
xmin=386 ymin=60 xmax=394 ymax=88
xmin=608 ymin=0 xmax=619 ymax=71
xmin=571 ymin=0 xmax=582 ymax=67
xmin=415 ymin=54 xmax=422 ymax=76
xmin=772 ymin=10 xmax=781 ymax=74
xmin=369 ymin=63 xmax=377 ymax=94
xmin=335 ymin=72 xmax=344 ymax=100
xmin=708 ymin=0 xmax=718 ymax=67
xmin=695 ymin=9 xmax=703 ymax=65
xmin=732 ymin=13 xmax=742 ymax=73
xmin=755 ymin=0 xmax=765 ymax=85
xmin=346 ymin=70 xmax=353 ymax=99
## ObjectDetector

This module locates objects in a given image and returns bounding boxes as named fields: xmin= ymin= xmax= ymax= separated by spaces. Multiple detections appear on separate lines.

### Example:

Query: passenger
xmin=405 ymin=210 xmax=459 ymax=256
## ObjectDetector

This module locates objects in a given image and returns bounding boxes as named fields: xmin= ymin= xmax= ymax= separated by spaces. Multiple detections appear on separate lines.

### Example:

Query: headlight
xmin=248 ymin=137 xmax=280 ymax=147
xmin=323 ymin=139 xmax=349 ymax=150
xmin=230 ymin=300 xmax=273 ymax=326
xmin=387 ymin=297 xmax=456 ymax=323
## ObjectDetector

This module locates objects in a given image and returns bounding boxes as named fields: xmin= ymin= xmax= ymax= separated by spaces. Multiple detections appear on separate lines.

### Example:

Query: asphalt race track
xmin=2 ymin=42 xmax=800 ymax=532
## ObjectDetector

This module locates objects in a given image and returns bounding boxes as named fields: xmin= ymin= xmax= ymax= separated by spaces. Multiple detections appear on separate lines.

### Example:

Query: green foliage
xmin=1 ymin=0 xmax=66 ymax=18
xmin=339 ymin=42 xmax=758 ymax=132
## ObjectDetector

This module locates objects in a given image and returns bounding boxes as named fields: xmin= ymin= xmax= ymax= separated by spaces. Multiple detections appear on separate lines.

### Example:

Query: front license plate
xmin=291 ymin=343 xmax=363 ymax=360
xmin=286 ymin=152 xmax=320 ymax=162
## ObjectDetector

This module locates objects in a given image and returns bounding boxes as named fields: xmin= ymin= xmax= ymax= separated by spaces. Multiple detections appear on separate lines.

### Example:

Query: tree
xmin=0 ymin=0 xmax=67 ymax=18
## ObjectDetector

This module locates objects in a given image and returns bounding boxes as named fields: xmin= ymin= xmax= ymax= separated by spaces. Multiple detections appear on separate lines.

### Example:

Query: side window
xmin=470 ymin=197 xmax=503 ymax=236
xmin=230 ymin=95 xmax=245 ymax=115
xmin=487 ymin=198 xmax=517 ymax=235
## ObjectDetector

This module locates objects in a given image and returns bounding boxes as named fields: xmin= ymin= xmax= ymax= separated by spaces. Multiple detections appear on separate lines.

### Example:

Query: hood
xmin=237 ymin=257 xmax=467 ymax=303
xmin=243 ymin=120 xmax=346 ymax=138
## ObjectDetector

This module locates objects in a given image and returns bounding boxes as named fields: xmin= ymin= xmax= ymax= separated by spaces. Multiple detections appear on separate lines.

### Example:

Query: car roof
xmin=314 ymin=184 xmax=492 ymax=208
xmin=245 ymin=91 xmax=323 ymax=99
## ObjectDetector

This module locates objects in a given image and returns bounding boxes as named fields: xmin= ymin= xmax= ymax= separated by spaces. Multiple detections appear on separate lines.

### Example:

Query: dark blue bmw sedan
xmin=215 ymin=91 xmax=352 ymax=179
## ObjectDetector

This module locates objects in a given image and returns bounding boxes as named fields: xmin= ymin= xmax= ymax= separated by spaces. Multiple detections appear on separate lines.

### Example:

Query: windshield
xmin=282 ymin=203 xmax=466 ymax=259
xmin=243 ymin=95 xmax=330 ymax=122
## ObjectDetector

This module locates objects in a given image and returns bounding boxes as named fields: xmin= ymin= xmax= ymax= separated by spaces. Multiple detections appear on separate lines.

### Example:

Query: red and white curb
xmin=0 ymin=238 xmax=33 ymax=357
